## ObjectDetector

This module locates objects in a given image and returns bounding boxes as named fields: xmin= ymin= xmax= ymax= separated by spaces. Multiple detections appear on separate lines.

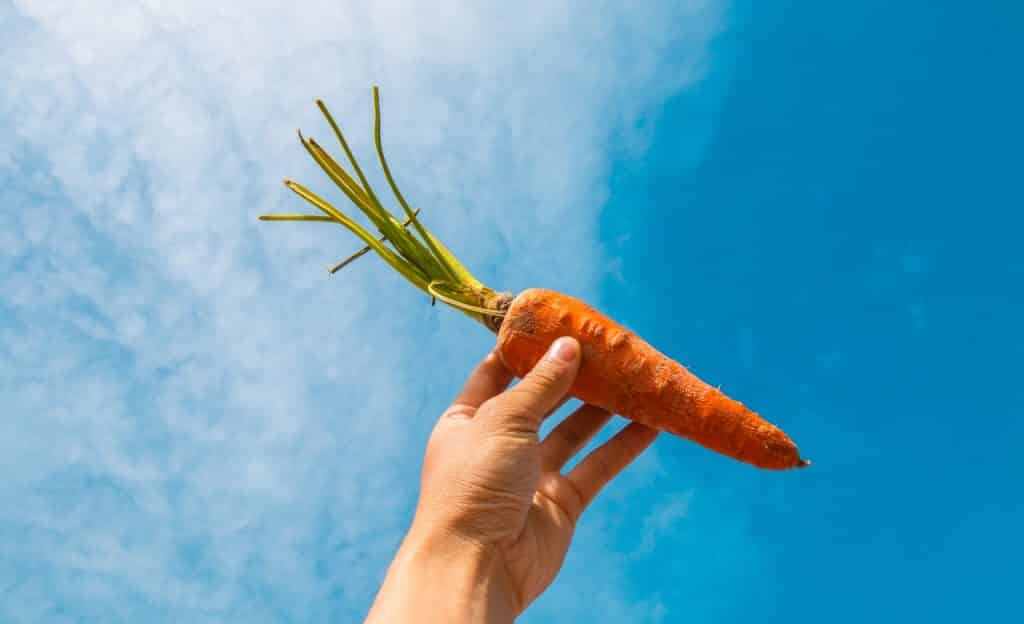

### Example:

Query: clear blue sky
xmin=599 ymin=1 xmax=1023 ymax=621
xmin=1 ymin=1 xmax=1020 ymax=622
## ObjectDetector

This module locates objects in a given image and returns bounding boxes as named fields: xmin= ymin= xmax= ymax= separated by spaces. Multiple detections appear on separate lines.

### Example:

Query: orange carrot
xmin=260 ymin=87 xmax=809 ymax=471
xmin=497 ymin=289 xmax=808 ymax=470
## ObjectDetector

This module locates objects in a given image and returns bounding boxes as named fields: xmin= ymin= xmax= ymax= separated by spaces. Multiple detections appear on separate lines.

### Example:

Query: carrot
xmin=497 ymin=289 xmax=807 ymax=470
xmin=260 ymin=87 xmax=809 ymax=471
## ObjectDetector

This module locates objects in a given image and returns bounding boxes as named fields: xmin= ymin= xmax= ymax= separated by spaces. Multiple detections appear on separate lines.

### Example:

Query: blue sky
xmin=1 ymin=1 xmax=1021 ymax=622
xmin=601 ymin=1 xmax=1023 ymax=621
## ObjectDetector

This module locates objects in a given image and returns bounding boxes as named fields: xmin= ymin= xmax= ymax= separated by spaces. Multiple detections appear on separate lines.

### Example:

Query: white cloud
xmin=632 ymin=490 xmax=695 ymax=558
xmin=0 ymin=0 xmax=728 ymax=620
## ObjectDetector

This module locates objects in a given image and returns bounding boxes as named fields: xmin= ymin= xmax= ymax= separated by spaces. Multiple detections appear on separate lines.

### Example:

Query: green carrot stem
xmin=371 ymin=87 xmax=460 ymax=284
xmin=282 ymin=179 xmax=429 ymax=291
xmin=328 ymin=208 xmax=421 ymax=274
xmin=259 ymin=214 xmax=336 ymax=222
xmin=299 ymin=132 xmax=434 ymax=272
xmin=314 ymin=102 xmax=410 ymax=238
xmin=261 ymin=87 xmax=504 ymax=330
xmin=303 ymin=119 xmax=441 ymax=278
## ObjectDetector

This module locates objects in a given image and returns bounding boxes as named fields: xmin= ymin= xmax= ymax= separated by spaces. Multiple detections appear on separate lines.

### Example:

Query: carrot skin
xmin=495 ymin=288 xmax=808 ymax=470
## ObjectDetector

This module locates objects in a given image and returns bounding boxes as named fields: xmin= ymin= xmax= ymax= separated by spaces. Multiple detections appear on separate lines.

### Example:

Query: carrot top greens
xmin=260 ymin=87 xmax=510 ymax=331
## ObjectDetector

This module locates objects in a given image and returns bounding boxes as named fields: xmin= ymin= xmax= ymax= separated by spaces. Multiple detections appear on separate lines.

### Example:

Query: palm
xmin=418 ymin=349 xmax=657 ymax=614
xmin=499 ymin=469 xmax=586 ymax=606
xmin=425 ymin=396 xmax=656 ymax=611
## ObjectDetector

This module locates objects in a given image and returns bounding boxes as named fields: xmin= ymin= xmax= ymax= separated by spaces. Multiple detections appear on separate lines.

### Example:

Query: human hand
xmin=365 ymin=337 xmax=659 ymax=623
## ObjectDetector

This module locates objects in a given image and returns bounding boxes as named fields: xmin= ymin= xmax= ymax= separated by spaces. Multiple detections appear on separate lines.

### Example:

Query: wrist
xmin=366 ymin=524 xmax=519 ymax=623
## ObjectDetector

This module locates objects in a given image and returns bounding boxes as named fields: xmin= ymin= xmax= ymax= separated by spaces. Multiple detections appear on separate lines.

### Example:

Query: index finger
xmin=444 ymin=350 xmax=514 ymax=417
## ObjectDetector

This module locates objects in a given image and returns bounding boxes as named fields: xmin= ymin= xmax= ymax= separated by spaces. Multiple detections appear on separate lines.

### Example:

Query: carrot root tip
xmin=797 ymin=458 xmax=812 ymax=468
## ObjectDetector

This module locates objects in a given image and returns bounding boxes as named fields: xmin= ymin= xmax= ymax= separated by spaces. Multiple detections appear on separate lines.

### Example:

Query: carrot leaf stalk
xmin=329 ymin=208 xmax=421 ymax=274
xmin=260 ymin=87 xmax=510 ymax=331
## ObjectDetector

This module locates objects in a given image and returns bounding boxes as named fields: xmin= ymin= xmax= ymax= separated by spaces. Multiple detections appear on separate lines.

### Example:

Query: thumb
xmin=483 ymin=336 xmax=581 ymax=435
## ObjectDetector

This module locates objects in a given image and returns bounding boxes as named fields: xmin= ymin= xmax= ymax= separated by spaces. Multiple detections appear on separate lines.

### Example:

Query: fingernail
xmin=547 ymin=337 xmax=578 ymax=363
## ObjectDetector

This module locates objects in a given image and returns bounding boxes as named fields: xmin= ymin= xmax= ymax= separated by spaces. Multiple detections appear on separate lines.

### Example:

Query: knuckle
xmin=511 ymin=382 xmax=557 ymax=407
xmin=480 ymin=401 xmax=538 ymax=436
xmin=536 ymin=473 xmax=582 ymax=526
xmin=590 ymin=453 xmax=614 ymax=483
xmin=562 ymin=422 xmax=586 ymax=447
xmin=524 ymin=363 xmax=565 ymax=390
xmin=621 ymin=424 xmax=655 ymax=454
xmin=442 ymin=404 xmax=477 ymax=419
xmin=506 ymin=386 xmax=544 ymax=408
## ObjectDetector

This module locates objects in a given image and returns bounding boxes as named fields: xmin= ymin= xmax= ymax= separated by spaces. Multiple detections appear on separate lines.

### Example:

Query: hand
xmin=365 ymin=337 xmax=659 ymax=623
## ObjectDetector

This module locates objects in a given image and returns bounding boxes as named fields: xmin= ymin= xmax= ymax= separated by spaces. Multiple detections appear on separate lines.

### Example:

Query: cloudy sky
xmin=2 ymin=1 xmax=1022 ymax=622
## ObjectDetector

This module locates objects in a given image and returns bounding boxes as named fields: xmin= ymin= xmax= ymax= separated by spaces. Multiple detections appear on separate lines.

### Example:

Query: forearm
xmin=365 ymin=526 xmax=518 ymax=624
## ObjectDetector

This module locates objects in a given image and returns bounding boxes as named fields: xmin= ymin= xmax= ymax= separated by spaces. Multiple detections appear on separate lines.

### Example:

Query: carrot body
xmin=496 ymin=288 xmax=807 ymax=470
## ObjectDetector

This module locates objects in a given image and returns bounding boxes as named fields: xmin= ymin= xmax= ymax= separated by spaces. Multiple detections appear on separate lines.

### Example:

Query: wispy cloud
xmin=633 ymin=491 xmax=694 ymax=558
xmin=1 ymin=0 xmax=726 ymax=620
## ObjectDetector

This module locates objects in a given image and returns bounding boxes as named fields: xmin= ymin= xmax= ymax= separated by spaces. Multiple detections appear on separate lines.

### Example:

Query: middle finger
xmin=540 ymin=404 xmax=613 ymax=472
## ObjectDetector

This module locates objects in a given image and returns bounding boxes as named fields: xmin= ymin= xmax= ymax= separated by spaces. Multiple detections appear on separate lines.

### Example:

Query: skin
xmin=364 ymin=336 xmax=659 ymax=623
